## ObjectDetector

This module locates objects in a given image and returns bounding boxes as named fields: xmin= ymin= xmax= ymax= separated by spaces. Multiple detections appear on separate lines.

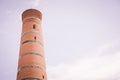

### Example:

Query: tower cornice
xmin=22 ymin=9 xmax=42 ymax=21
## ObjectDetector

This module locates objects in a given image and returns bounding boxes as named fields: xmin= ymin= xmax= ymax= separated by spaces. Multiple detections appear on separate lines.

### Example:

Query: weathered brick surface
xmin=17 ymin=9 xmax=47 ymax=80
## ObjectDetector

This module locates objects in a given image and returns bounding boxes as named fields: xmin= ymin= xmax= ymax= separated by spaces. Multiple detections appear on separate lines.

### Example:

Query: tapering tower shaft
xmin=17 ymin=9 xmax=47 ymax=80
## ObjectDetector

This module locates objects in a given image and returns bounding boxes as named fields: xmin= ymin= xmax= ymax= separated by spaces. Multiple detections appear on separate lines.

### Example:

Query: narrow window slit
xmin=33 ymin=24 xmax=36 ymax=29
xmin=17 ymin=72 xmax=19 ymax=76
xmin=34 ymin=36 xmax=36 ymax=40
xmin=42 ymin=75 xmax=44 ymax=79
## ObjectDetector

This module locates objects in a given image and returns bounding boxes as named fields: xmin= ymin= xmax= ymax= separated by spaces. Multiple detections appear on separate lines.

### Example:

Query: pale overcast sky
xmin=0 ymin=0 xmax=120 ymax=80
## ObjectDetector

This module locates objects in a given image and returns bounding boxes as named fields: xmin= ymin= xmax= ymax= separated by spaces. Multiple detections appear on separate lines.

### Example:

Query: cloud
xmin=27 ymin=0 xmax=40 ymax=8
xmin=47 ymin=42 xmax=120 ymax=80
xmin=6 ymin=10 xmax=12 ymax=14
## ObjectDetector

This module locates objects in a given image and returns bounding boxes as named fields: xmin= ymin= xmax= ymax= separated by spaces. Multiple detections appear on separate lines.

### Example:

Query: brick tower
xmin=17 ymin=9 xmax=47 ymax=80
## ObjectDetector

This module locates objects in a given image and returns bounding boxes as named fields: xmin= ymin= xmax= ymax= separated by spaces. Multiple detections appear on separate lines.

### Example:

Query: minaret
xmin=17 ymin=9 xmax=47 ymax=80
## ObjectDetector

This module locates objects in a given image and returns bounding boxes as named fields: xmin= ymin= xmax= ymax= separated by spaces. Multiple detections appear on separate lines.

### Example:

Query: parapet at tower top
xmin=22 ymin=9 xmax=42 ymax=21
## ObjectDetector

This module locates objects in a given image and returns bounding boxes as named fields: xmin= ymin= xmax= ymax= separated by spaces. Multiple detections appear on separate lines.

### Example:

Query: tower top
xmin=22 ymin=9 xmax=42 ymax=21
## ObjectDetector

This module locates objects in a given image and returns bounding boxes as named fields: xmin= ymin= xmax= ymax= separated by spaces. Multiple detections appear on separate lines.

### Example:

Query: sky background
xmin=0 ymin=0 xmax=120 ymax=80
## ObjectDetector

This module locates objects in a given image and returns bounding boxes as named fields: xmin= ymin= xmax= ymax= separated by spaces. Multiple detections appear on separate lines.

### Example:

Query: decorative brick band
xmin=21 ymin=78 xmax=42 ymax=80
xmin=22 ymin=40 xmax=43 ymax=47
xmin=21 ymin=52 xmax=43 ymax=57
xmin=22 ymin=30 xmax=41 ymax=37
xmin=21 ymin=65 xmax=43 ymax=70
xmin=23 ymin=17 xmax=40 ymax=24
